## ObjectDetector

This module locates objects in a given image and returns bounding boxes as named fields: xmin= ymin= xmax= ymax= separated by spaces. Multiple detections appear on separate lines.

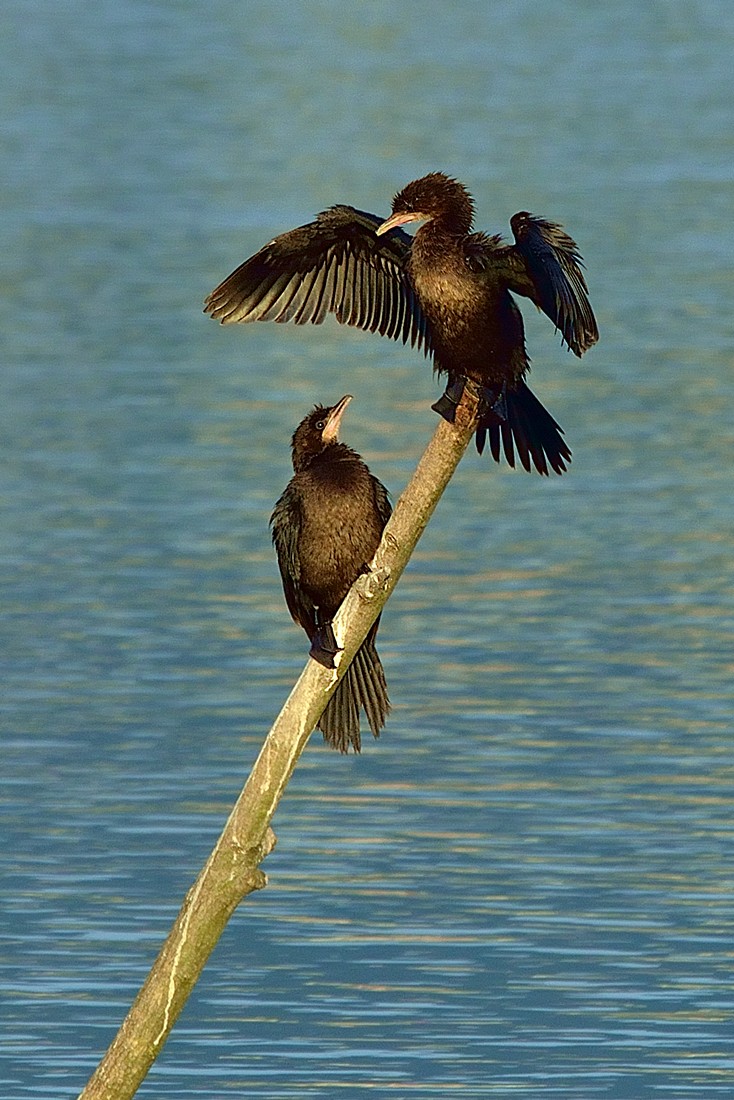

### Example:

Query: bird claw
xmin=309 ymin=622 xmax=341 ymax=669
xmin=431 ymin=378 xmax=467 ymax=423
xmin=478 ymin=383 xmax=508 ymax=426
xmin=434 ymin=377 xmax=508 ymax=443
xmin=474 ymin=384 xmax=508 ymax=455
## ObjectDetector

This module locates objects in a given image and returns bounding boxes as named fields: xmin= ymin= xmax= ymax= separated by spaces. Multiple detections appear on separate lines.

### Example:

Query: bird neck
xmin=294 ymin=441 xmax=359 ymax=475
xmin=411 ymin=219 xmax=468 ymax=280
xmin=416 ymin=215 xmax=470 ymax=250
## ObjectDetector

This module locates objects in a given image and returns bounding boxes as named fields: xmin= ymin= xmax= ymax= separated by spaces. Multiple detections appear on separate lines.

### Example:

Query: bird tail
xmin=475 ymin=380 xmax=572 ymax=476
xmin=317 ymin=624 xmax=390 ymax=753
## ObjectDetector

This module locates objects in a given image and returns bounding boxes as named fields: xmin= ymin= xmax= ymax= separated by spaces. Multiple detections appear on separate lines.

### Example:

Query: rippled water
xmin=2 ymin=1 xmax=733 ymax=1097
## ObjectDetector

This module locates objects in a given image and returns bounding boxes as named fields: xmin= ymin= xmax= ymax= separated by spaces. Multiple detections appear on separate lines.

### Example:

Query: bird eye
xmin=315 ymin=420 xmax=325 ymax=430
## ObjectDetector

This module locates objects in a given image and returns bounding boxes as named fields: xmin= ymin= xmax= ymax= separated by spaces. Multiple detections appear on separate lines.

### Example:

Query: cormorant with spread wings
xmin=205 ymin=172 xmax=598 ymax=475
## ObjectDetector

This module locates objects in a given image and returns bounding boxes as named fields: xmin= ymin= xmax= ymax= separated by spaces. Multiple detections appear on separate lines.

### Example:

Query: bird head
xmin=291 ymin=394 xmax=353 ymax=471
xmin=376 ymin=172 xmax=475 ymax=236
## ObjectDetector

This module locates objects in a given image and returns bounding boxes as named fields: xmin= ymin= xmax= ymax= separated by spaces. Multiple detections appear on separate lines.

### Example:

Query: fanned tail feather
xmin=317 ymin=629 xmax=390 ymax=753
xmin=476 ymin=381 xmax=571 ymax=476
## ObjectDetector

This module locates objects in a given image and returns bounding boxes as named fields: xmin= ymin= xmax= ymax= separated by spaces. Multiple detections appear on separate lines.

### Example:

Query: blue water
xmin=2 ymin=1 xmax=733 ymax=1097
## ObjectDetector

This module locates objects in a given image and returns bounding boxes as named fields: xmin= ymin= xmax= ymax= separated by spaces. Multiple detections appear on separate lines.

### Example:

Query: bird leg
xmin=309 ymin=618 xmax=341 ymax=669
xmin=474 ymin=383 xmax=508 ymax=456
xmin=478 ymin=382 xmax=508 ymax=426
xmin=431 ymin=377 xmax=467 ymax=423
xmin=433 ymin=376 xmax=508 ymax=428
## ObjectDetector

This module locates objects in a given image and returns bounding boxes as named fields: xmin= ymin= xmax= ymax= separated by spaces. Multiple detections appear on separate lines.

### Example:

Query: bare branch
xmin=77 ymin=386 xmax=480 ymax=1100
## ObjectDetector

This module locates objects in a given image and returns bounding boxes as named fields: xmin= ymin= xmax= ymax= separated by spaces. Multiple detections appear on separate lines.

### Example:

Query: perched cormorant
xmin=205 ymin=172 xmax=598 ymax=475
xmin=271 ymin=395 xmax=391 ymax=753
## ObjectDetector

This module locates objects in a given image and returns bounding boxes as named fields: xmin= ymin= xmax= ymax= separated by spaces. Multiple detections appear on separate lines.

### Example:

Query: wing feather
xmin=501 ymin=212 xmax=599 ymax=357
xmin=205 ymin=204 xmax=432 ymax=355
xmin=270 ymin=488 xmax=316 ymax=638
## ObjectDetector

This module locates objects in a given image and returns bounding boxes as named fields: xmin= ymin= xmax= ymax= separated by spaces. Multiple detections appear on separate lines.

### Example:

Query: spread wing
xmin=205 ymin=205 xmax=431 ymax=353
xmin=498 ymin=213 xmax=599 ymax=357
xmin=270 ymin=487 xmax=316 ymax=639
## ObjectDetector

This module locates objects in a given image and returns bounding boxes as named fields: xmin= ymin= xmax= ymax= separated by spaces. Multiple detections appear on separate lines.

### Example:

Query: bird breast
xmin=409 ymin=236 xmax=486 ymax=327
xmin=297 ymin=468 xmax=383 ymax=607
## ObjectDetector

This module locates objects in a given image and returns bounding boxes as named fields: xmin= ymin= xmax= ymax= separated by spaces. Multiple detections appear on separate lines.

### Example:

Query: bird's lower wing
xmin=270 ymin=493 xmax=316 ymax=637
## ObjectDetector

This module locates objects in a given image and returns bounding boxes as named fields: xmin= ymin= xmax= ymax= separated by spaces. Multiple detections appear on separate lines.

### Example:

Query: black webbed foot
xmin=309 ymin=621 xmax=341 ymax=669
xmin=478 ymin=382 xmax=508 ymax=425
xmin=475 ymin=383 xmax=509 ymax=455
xmin=431 ymin=378 xmax=467 ymax=423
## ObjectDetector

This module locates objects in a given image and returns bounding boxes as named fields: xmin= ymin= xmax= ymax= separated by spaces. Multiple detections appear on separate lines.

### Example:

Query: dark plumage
xmin=270 ymin=395 xmax=392 ymax=753
xmin=205 ymin=172 xmax=598 ymax=475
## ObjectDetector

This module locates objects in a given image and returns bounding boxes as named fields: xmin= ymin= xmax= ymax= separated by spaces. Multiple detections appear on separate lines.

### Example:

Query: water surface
xmin=1 ymin=1 xmax=733 ymax=1097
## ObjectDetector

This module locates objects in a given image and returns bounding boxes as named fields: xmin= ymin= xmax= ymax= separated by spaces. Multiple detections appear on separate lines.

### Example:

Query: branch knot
xmin=355 ymin=567 xmax=391 ymax=600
